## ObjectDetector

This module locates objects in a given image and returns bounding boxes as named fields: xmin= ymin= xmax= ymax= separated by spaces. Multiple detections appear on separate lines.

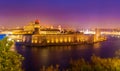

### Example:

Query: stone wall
xmin=31 ymin=34 xmax=92 ymax=44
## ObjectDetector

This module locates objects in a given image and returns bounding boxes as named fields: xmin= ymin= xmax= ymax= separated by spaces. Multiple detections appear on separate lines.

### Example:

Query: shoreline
xmin=15 ymin=39 xmax=106 ymax=47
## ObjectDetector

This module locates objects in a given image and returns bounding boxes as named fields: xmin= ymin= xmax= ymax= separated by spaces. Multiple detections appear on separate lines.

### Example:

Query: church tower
xmin=34 ymin=19 xmax=40 ymax=34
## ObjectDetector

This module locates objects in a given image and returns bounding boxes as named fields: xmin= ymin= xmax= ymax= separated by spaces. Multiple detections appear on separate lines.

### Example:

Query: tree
xmin=68 ymin=54 xmax=120 ymax=71
xmin=0 ymin=37 xmax=24 ymax=71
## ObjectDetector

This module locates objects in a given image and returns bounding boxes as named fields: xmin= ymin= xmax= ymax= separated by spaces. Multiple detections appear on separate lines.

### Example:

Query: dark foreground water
xmin=16 ymin=36 xmax=120 ymax=71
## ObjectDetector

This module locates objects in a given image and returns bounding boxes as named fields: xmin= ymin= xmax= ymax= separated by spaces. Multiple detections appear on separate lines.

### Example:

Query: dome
xmin=35 ymin=19 xmax=40 ymax=24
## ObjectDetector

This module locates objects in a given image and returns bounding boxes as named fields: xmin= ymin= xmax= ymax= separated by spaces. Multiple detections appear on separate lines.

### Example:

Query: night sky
xmin=0 ymin=0 xmax=120 ymax=29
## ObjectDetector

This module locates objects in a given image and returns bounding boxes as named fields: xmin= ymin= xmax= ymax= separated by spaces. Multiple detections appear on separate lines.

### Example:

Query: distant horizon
xmin=1 ymin=21 xmax=120 ymax=30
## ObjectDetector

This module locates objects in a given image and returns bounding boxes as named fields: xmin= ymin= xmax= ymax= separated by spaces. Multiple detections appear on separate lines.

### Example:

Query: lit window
xmin=51 ymin=39 xmax=54 ymax=43
xmin=56 ymin=39 xmax=59 ymax=43
xmin=64 ymin=38 xmax=67 ymax=42
xmin=68 ymin=37 xmax=71 ymax=42
xmin=34 ymin=40 xmax=37 ymax=43
xmin=47 ymin=40 xmax=50 ymax=43
xmin=60 ymin=38 xmax=63 ymax=43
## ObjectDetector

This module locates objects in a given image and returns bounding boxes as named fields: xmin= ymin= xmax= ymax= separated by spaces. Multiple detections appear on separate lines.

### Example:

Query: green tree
xmin=0 ymin=37 xmax=24 ymax=71
xmin=68 ymin=55 xmax=120 ymax=71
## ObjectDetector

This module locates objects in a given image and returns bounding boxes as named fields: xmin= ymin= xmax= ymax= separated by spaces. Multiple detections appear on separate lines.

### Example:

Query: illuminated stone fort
xmin=16 ymin=19 xmax=105 ymax=46
xmin=19 ymin=20 xmax=90 ymax=46
xmin=1 ymin=19 xmax=105 ymax=46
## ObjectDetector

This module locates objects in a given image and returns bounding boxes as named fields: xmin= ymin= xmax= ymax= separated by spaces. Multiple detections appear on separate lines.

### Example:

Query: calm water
xmin=16 ymin=36 xmax=120 ymax=71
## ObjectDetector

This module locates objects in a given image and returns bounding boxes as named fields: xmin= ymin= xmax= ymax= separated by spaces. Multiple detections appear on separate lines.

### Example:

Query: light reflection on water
xmin=16 ymin=37 xmax=120 ymax=71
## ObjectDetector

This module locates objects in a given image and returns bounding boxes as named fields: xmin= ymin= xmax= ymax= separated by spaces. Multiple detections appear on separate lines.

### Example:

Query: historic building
xmin=23 ymin=19 xmax=61 ymax=35
xmin=11 ymin=19 xmax=106 ymax=46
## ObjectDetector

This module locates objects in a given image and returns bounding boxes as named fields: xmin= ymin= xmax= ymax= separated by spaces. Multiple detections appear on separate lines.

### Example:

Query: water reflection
xmin=17 ymin=45 xmax=94 ymax=71
xmin=92 ymin=43 xmax=101 ymax=56
xmin=15 ymin=37 xmax=120 ymax=71
xmin=93 ymin=43 xmax=101 ymax=48
xmin=40 ymin=49 xmax=49 ymax=65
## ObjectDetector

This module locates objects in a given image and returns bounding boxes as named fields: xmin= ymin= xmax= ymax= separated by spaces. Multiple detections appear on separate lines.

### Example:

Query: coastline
xmin=15 ymin=39 xmax=106 ymax=47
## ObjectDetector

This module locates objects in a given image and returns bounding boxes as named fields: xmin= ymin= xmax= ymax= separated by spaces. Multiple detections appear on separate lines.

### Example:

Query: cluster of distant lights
xmin=111 ymin=35 xmax=120 ymax=38
xmin=80 ymin=29 xmax=95 ymax=34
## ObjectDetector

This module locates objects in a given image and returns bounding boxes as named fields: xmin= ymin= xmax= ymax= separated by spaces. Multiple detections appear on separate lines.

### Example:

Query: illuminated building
xmin=39 ymin=29 xmax=60 ymax=34
xmin=23 ymin=19 xmax=61 ymax=35
xmin=58 ymin=25 xmax=62 ymax=32
xmin=17 ymin=19 xmax=93 ymax=46
xmin=23 ymin=22 xmax=35 ymax=32
xmin=1 ymin=19 xmax=105 ymax=46
xmin=24 ymin=20 xmax=41 ymax=34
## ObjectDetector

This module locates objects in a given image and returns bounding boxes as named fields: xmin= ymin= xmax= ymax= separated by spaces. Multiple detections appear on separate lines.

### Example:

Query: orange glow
xmin=56 ymin=39 xmax=59 ymax=43
xmin=60 ymin=38 xmax=63 ymax=43
xmin=35 ymin=19 xmax=40 ymax=24
xmin=64 ymin=38 xmax=67 ymax=42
